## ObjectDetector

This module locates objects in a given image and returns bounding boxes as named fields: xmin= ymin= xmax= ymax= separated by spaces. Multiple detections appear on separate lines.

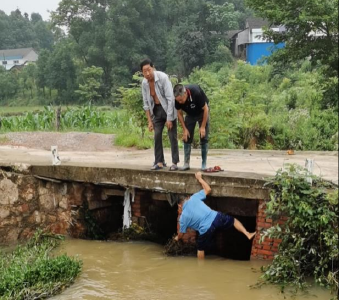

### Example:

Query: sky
xmin=0 ymin=0 xmax=61 ymax=21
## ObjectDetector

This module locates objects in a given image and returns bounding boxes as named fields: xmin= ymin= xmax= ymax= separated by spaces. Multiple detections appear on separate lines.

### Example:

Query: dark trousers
xmin=197 ymin=212 xmax=234 ymax=251
xmin=153 ymin=105 xmax=179 ymax=165
xmin=185 ymin=113 xmax=210 ymax=145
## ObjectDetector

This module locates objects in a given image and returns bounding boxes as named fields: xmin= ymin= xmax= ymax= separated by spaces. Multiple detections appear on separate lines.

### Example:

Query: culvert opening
xmin=83 ymin=193 xmax=124 ymax=240
xmin=206 ymin=215 xmax=257 ymax=260
xmin=203 ymin=196 xmax=258 ymax=261
xmin=146 ymin=199 xmax=178 ymax=244
xmin=83 ymin=188 xmax=178 ymax=243
xmin=79 ymin=186 xmax=257 ymax=261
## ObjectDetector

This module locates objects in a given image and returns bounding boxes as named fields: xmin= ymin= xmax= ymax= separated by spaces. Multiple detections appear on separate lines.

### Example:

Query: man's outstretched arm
xmin=195 ymin=172 xmax=211 ymax=196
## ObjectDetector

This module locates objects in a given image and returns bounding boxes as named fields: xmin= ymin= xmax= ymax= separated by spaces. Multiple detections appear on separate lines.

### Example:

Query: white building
xmin=0 ymin=48 xmax=38 ymax=71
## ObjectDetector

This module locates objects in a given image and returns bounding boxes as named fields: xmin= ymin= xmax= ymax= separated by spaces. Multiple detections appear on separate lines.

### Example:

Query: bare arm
xmin=177 ymin=110 xmax=186 ymax=130
xmin=145 ymin=110 xmax=153 ymax=131
xmin=195 ymin=172 xmax=211 ymax=196
xmin=199 ymin=104 xmax=209 ymax=138
xmin=178 ymin=110 xmax=190 ymax=142
xmin=174 ymin=232 xmax=184 ymax=241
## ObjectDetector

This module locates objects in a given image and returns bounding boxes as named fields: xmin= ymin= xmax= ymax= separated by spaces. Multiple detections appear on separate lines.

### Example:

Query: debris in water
xmin=164 ymin=235 xmax=197 ymax=256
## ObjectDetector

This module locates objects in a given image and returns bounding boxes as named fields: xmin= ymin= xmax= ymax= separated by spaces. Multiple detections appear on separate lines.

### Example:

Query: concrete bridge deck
xmin=0 ymin=146 xmax=337 ymax=200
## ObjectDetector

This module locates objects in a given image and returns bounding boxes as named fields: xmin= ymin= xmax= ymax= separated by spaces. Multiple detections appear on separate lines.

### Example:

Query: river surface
xmin=51 ymin=239 xmax=332 ymax=300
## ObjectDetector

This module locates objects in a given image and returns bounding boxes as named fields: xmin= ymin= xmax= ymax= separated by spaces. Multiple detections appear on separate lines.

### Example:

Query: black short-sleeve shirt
xmin=175 ymin=84 xmax=209 ymax=117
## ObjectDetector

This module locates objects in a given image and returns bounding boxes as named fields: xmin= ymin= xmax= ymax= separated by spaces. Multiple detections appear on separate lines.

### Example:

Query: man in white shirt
xmin=141 ymin=59 xmax=179 ymax=171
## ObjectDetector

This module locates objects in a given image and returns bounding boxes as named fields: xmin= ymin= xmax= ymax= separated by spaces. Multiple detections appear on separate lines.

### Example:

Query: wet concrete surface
xmin=0 ymin=146 xmax=337 ymax=184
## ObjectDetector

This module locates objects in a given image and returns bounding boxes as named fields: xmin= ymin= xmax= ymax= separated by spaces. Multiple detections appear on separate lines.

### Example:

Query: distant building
xmin=0 ymin=48 xmax=38 ymax=71
xmin=229 ymin=18 xmax=285 ymax=65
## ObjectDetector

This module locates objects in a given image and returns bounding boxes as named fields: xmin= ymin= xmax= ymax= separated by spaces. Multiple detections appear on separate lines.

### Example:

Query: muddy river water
xmin=51 ymin=239 xmax=331 ymax=300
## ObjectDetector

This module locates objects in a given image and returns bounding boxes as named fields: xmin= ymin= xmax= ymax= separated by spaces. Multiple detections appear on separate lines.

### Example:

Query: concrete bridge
xmin=0 ymin=147 xmax=337 ymax=260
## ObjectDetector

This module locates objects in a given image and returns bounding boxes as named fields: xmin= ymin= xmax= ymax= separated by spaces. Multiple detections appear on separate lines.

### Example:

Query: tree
xmin=46 ymin=40 xmax=77 ymax=103
xmin=246 ymin=0 xmax=339 ymax=77
xmin=36 ymin=49 xmax=51 ymax=97
xmin=52 ymin=0 xmax=112 ymax=96
xmin=21 ymin=64 xmax=37 ymax=99
xmin=206 ymin=2 xmax=240 ymax=34
xmin=75 ymin=66 xmax=104 ymax=103
xmin=0 ymin=10 xmax=55 ymax=50
xmin=0 ymin=67 xmax=18 ymax=101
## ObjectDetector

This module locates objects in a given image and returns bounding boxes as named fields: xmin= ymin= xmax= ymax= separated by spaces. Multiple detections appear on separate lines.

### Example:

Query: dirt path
xmin=0 ymin=132 xmax=116 ymax=151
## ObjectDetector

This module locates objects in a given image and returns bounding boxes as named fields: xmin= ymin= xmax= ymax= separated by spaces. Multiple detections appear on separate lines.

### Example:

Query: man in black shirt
xmin=174 ymin=84 xmax=210 ymax=171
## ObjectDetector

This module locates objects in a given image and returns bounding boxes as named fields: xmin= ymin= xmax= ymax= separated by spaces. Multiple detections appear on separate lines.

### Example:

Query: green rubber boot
xmin=201 ymin=143 xmax=208 ymax=171
xmin=180 ymin=143 xmax=191 ymax=171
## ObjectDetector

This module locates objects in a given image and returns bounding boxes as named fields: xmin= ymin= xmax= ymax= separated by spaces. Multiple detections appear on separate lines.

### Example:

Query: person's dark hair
xmin=140 ymin=58 xmax=154 ymax=71
xmin=178 ymin=194 xmax=190 ymax=204
xmin=173 ymin=84 xmax=186 ymax=97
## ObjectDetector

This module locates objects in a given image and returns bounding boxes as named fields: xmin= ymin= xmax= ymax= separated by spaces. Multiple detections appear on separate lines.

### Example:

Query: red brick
xmin=263 ymin=245 xmax=272 ymax=250
xmin=258 ymin=222 xmax=272 ymax=229
xmin=258 ymin=249 xmax=274 ymax=256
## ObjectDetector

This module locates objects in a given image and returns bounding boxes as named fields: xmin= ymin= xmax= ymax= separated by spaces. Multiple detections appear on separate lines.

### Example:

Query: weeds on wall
xmin=256 ymin=165 xmax=338 ymax=298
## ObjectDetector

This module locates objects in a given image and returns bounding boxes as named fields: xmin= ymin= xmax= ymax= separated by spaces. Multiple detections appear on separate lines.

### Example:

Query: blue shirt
xmin=179 ymin=190 xmax=218 ymax=235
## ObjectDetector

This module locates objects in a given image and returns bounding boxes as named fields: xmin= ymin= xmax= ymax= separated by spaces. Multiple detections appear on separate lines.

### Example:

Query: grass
xmin=0 ymin=106 xmax=45 ymax=116
xmin=0 ymin=105 xmax=115 ymax=117
xmin=0 ymin=135 xmax=9 ymax=144
xmin=114 ymin=130 xmax=153 ymax=149
xmin=0 ymin=231 xmax=82 ymax=300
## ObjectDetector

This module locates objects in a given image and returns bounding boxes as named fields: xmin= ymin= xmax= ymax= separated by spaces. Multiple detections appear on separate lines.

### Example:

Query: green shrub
xmin=0 ymin=231 xmax=82 ymax=300
xmin=258 ymin=165 xmax=338 ymax=296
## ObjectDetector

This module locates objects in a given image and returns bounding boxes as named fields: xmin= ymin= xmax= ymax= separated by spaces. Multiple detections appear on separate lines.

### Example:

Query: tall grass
xmin=0 ymin=105 xmax=130 ymax=133
xmin=0 ymin=231 xmax=82 ymax=300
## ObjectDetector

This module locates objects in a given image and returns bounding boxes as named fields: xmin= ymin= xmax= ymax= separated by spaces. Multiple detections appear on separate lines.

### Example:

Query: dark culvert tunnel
xmin=81 ymin=187 xmax=258 ymax=260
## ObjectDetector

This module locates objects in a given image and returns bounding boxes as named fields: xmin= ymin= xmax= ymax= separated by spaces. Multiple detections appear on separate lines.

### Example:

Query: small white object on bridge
xmin=51 ymin=146 xmax=61 ymax=166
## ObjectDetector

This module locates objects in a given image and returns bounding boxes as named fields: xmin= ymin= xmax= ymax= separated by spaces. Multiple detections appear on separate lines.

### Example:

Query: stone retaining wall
xmin=0 ymin=168 xmax=88 ymax=244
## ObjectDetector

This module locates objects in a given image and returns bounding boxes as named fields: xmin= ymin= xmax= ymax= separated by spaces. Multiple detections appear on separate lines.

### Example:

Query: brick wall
xmin=251 ymin=200 xmax=286 ymax=260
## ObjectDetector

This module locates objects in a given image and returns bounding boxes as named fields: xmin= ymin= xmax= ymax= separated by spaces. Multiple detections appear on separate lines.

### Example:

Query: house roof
xmin=246 ymin=18 xmax=270 ymax=30
xmin=0 ymin=48 xmax=36 ymax=60
xmin=227 ymin=30 xmax=242 ymax=39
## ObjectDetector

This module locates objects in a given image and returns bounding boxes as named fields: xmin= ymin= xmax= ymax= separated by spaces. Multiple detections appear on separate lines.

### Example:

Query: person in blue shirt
xmin=175 ymin=172 xmax=256 ymax=259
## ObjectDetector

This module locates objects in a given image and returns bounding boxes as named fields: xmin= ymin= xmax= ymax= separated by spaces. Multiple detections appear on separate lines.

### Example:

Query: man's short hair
xmin=173 ymin=84 xmax=186 ymax=98
xmin=140 ymin=58 xmax=154 ymax=71
xmin=178 ymin=194 xmax=190 ymax=204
